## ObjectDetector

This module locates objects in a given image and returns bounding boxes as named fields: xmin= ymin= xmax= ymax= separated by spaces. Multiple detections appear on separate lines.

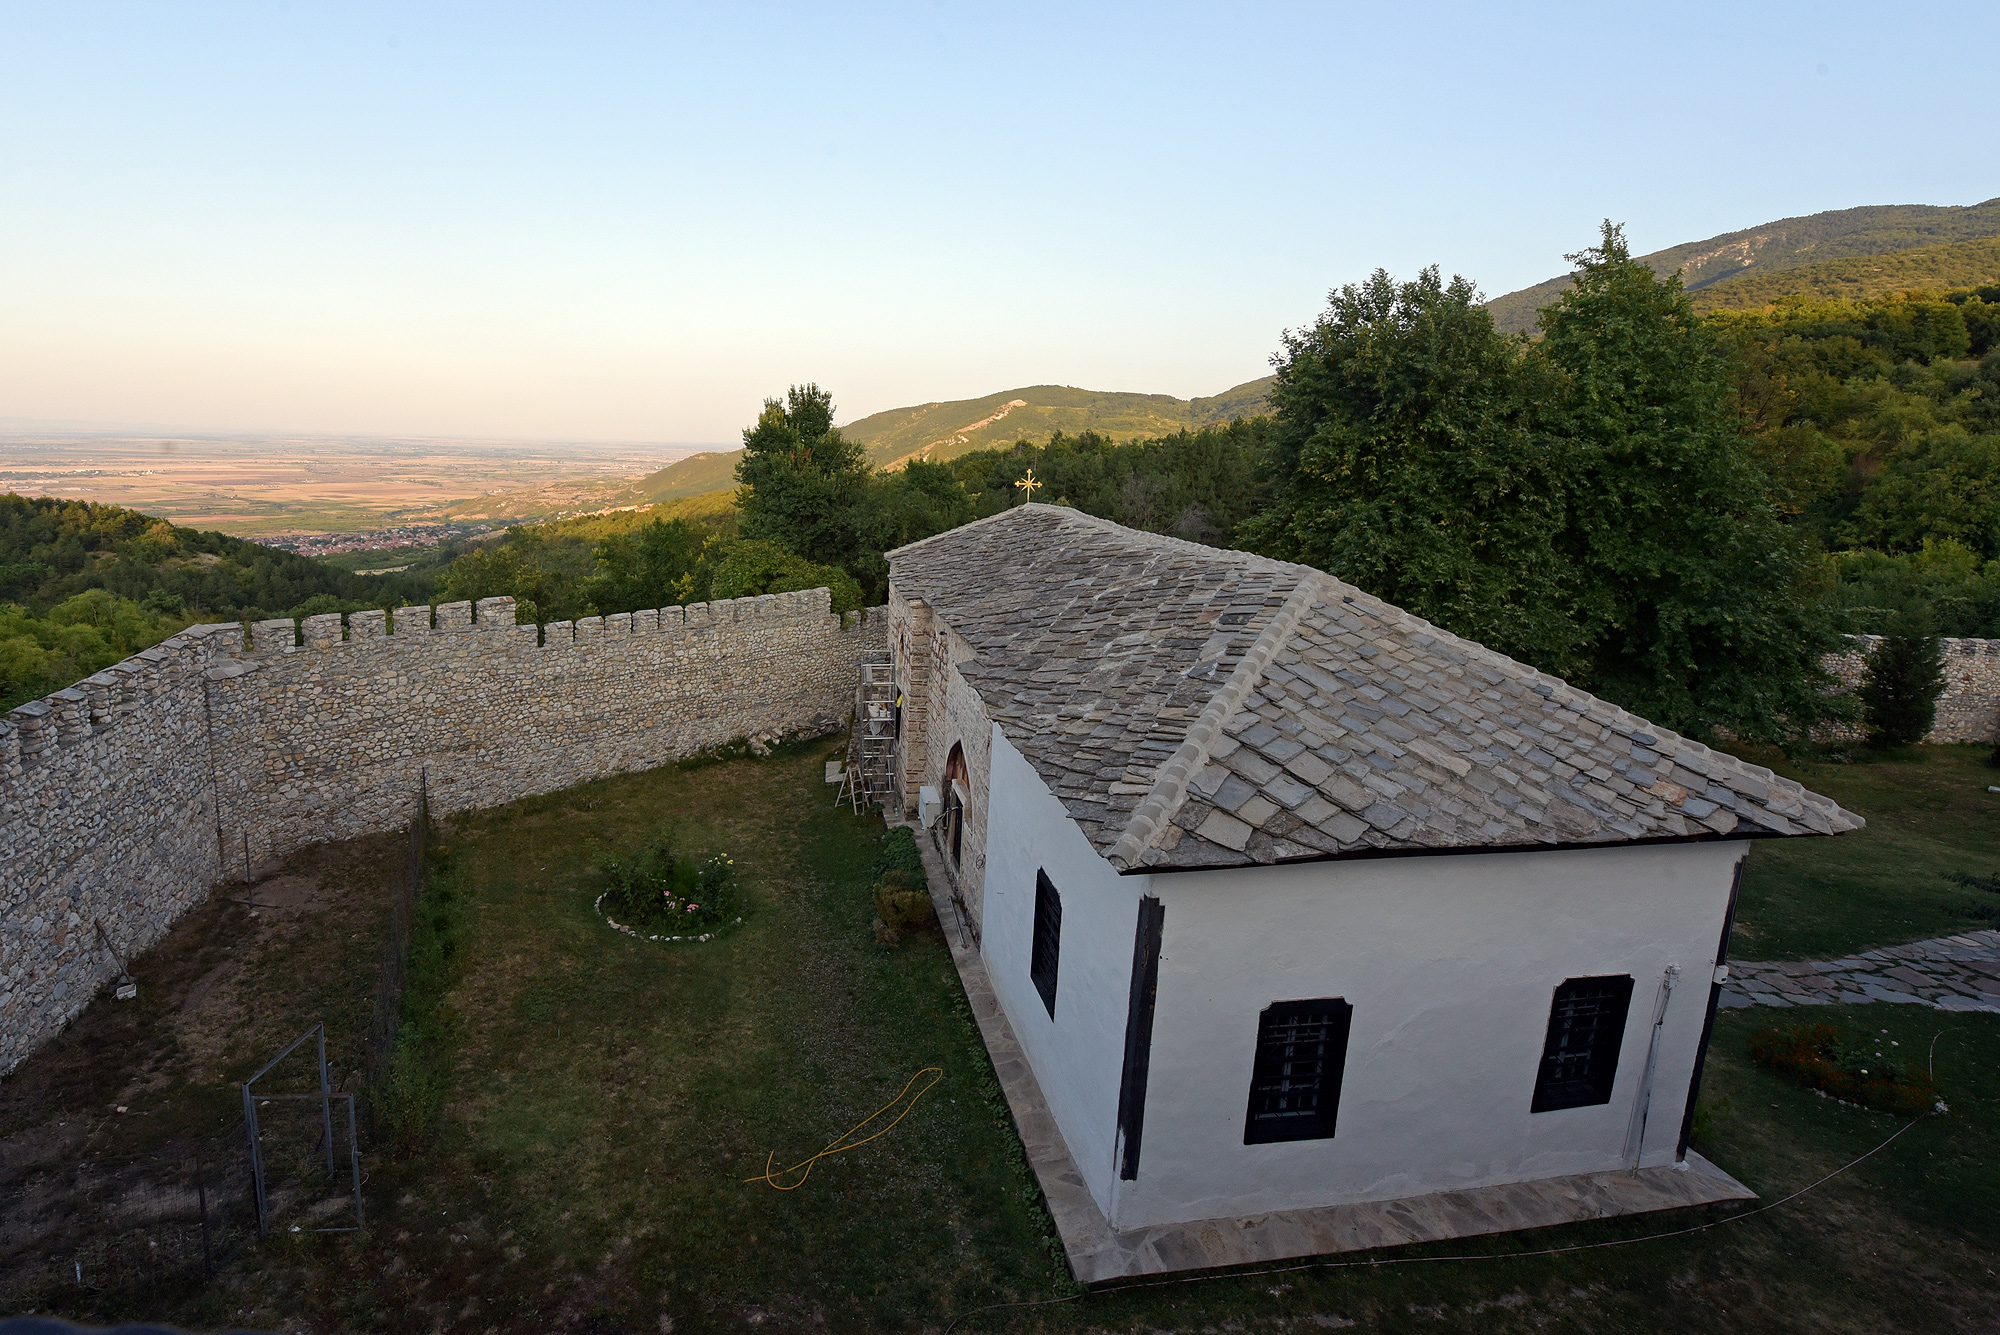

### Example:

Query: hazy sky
xmin=4 ymin=2 xmax=1996 ymax=445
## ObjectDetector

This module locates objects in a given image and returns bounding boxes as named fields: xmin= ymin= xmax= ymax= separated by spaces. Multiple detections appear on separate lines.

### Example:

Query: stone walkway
xmin=1722 ymin=928 xmax=2000 ymax=1014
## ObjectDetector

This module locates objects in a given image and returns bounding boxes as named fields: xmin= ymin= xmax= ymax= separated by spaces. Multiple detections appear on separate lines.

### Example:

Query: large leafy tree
xmin=1537 ymin=223 xmax=1844 ymax=740
xmin=1250 ymin=227 xmax=1845 ymax=743
xmin=1242 ymin=267 xmax=1589 ymax=676
xmin=735 ymin=384 xmax=870 ymax=572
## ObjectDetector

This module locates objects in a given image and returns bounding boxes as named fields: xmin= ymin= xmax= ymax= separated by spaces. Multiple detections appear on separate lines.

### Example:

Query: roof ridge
xmin=885 ymin=501 xmax=1306 ymax=577
xmin=1105 ymin=572 xmax=1332 ymax=870
xmin=882 ymin=502 xmax=1047 ymax=560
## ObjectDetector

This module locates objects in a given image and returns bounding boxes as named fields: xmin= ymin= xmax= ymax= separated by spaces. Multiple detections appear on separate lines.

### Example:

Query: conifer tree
xmin=1859 ymin=607 xmax=1946 ymax=747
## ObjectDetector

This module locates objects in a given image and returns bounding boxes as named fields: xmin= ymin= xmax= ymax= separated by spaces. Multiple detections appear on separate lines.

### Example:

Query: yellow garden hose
xmin=744 ymin=1067 xmax=943 ymax=1190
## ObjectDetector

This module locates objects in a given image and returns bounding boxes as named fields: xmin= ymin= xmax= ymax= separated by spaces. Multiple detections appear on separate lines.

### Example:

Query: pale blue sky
xmin=3 ymin=2 xmax=1995 ymax=445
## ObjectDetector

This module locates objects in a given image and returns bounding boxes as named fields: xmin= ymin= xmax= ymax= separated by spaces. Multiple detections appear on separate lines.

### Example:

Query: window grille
xmin=1531 ymin=974 xmax=1635 ymax=1112
xmin=1030 ymin=870 xmax=1062 ymax=1017
xmin=1243 ymin=998 xmax=1352 ymax=1144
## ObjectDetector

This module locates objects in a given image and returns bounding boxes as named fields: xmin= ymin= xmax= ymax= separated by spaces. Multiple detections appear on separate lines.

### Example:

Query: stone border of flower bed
xmin=594 ymin=891 xmax=743 ymax=944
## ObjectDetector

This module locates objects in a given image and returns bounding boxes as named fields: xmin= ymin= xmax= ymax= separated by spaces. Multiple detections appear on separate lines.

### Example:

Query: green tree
xmin=850 ymin=460 xmax=977 ymax=593
xmin=1850 ymin=427 xmax=2000 ymax=557
xmin=707 ymin=538 xmax=861 ymax=613
xmin=1859 ymin=607 xmax=1946 ymax=747
xmin=1535 ymin=222 xmax=1845 ymax=741
xmin=1247 ymin=227 xmax=1847 ymax=743
xmin=1241 ymin=266 xmax=1589 ymax=676
xmin=439 ymin=530 xmax=591 ymax=625
xmin=584 ymin=517 xmax=703 ymax=615
xmin=735 ymin=384 xmax=870 ymax=573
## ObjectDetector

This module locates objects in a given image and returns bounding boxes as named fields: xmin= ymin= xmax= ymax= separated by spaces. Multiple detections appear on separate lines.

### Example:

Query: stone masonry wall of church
xmin=1 ymin=590 xmax=885 ymax=1075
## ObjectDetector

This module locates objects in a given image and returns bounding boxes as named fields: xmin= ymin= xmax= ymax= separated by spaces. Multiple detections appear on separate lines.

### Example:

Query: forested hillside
xmin=0 ymin=495 xmax=434 ymax=709
xmin=1487 ymin=198 xmax=2000 ymax=333
xmin=1692 ymin=236 xmax=2000 ymax=312
xmin=625 ymin=376 xmax=1275 ymax=503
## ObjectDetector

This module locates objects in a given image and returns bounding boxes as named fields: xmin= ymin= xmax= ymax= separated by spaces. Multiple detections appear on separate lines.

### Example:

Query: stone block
xmin=475 ymin=596 xmax=516 ymax=626
xmin=301 ymin=613 xmax=343 ymax=648
xmin=393 ymin=605 xmax=431 ymax=635
xmin=435 ymin=601 xmax=473 ymax=630
xmin=251 ymin=619 xmax=296 ymax=655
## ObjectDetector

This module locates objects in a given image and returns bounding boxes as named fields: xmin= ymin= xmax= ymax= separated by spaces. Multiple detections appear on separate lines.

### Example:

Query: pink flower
xmin=687 ymin=904 xmax=699 ymax=912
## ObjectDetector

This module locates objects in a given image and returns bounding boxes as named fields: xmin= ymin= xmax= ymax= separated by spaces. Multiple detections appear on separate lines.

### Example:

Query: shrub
xmin=1749 ymin=1021 xmax=1939 ymax=1115
xmin=873 ymin=868 xmax=935 ymax=943
xmin=1859 ymin=608 xmax=1946 ymax=747
xmin=601 ymin=831 xmax=740 ymax=930
xmin=872 ymin=826 xmax=926 ymax=883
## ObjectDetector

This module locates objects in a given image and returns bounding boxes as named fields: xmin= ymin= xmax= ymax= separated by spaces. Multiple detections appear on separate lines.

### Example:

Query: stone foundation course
xmin=1 ymin=590 xmax=885 ymax=1075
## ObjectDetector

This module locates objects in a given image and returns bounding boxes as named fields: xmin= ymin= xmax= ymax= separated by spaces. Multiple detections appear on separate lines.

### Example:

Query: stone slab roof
xmin=887 ymin=505 xmax=1861 ymax=873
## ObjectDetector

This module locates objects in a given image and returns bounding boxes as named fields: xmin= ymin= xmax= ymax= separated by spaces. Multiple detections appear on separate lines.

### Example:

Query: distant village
xmin=258 ymin=521 xmax=494 ymax=558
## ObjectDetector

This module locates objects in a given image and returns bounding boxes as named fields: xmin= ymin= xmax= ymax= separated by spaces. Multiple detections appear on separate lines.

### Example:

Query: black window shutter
xmin=1115 ymin=896 xmax=1165 ymax=1179
xmin=1030 ymin=870 xmax=1062 ymax=1018
xmin=1530 ymin=975 xmax=1636 ymax=1113
xmin=1243 ymin=999 xmax=1352 ymax=1145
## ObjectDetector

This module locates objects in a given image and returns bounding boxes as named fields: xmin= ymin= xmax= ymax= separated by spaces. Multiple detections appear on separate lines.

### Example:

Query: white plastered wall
xmin=1112 ymin=839 xmax=1744 ymax=1230
xmin=982 ymin=726 xmax=1150 ymax=1211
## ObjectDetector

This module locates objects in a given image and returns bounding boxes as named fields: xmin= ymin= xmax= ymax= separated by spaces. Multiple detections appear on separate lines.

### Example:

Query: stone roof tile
xmin=887 ymin=505 xmax=1863 ymax=872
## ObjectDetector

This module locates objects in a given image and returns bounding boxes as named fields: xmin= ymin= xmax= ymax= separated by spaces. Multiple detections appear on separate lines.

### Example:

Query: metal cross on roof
xmin=1015 ymin=468 xmax=1040 ymax=504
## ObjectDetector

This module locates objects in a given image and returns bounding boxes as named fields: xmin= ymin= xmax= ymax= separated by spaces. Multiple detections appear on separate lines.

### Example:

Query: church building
xmin=883 ymin=504 xmax=1860 ymax=1272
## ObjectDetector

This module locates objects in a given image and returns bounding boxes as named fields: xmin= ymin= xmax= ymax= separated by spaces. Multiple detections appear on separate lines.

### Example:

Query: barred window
xmin=1531 ymin=975 xmax=1635 ymax=1113
xmin=1030 ymin=870 xmax=1062 ymax=1018
xmin=1243 ymin=998 xmax=1352 ymax=1144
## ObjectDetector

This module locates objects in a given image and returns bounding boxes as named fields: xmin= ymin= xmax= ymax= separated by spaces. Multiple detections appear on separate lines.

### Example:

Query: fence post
xmin=345 ymin=1095 xmax=365 ymax=1230
xmin=195 ymin=1144 xmax=212 ymax=1273
xmin=242 ymin=1085 xmax=267 ymax=1238
xmin=317 ymin=1027 xmax=335 ymax=1175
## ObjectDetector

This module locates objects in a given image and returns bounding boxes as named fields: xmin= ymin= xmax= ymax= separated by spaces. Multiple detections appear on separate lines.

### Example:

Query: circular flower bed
xmin=596 ymin=833 xmax=743 ymax=944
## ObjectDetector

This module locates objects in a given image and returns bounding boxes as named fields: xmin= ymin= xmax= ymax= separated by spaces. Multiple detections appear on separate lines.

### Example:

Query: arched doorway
xmin=942 ymin=743 xmax=969 ymax=868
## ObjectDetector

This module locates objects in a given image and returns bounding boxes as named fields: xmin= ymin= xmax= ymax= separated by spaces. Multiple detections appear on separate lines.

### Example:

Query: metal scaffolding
xmin=838 ymin=656 xmax=897 ymax=813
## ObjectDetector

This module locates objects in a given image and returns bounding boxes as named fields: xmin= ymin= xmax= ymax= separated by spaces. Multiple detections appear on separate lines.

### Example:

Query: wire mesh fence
xmin=366 ymin=769 xmax=429 ymax=1090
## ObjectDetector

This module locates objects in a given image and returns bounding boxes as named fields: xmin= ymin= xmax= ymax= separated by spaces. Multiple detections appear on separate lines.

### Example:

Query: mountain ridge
xmin=629 ymin=377 xmax=1275 ymax=502
xmin=1486 ymin=198 xmax=2000 ymax=333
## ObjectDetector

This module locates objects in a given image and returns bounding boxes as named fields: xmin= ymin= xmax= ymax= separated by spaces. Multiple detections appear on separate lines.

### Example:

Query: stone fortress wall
xmin=1824 ymin=635 xmax=2000 ymax=743
xmin=2 ymin=590 xmax=885 ymax=1075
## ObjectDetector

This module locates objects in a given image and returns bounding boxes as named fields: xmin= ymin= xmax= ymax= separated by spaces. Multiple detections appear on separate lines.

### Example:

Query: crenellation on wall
xmin=250 ymin=619 xmax=295 ymax=655
xmin=2 ymin=584 xmax=880 ymax=1075
xmin=302 ymin=612 xmax=343 ymax=648
xmin=474 ymin=596 xmax=516 ymax=626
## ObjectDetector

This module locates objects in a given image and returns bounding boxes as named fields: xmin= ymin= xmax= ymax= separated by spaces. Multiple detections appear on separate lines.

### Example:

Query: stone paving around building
xmin=1722 ymin=928 xmax=2000 ymax=1014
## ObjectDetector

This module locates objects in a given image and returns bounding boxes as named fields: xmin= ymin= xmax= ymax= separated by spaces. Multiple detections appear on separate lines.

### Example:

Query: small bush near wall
xmin=871 ymin=828 xmax=934 ymax=944
xmin=601 ymin=831 xmax=741 ymax=931
xmin=1749 ymin=1021 xmax=1941 ymax=1115
xmin=872 ymin=826 xmax=925 ymax=882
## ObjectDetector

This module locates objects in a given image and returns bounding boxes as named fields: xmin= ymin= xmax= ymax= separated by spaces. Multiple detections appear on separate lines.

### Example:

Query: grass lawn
xmin=11 ymin=745 xmax=1998 ymax=1333
xmin=1725 ymin=743 xmax=2000 ymax=960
